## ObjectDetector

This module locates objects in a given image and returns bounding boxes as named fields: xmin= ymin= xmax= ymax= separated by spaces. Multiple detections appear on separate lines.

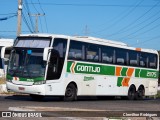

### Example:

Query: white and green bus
xmin=5 ymin=34 xmax=159 ymax=101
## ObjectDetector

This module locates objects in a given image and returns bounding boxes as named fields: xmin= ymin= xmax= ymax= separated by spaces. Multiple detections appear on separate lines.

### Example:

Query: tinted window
xmin=68 ymin=40 xmax=158 ymax=69
xmin=139 ymin=52 xmax=148 ymax=67
xmin=148 ymin=54 xmax=157 ymax=69
xmin=86 ymin=43 xmax=100 ymax=62
xmin=115 ymin=48 xmax=127 ymax=65
xmin=102 ymin=46 xmax=114 ymax=64
xmin=128 ymin=50 xmax=139 ymax=66
xmin=68 ymin=41 xmax=85 ymax=60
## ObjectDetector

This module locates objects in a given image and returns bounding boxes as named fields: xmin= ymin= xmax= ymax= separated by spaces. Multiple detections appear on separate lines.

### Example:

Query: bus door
xmin=46 ymin=49 xmax=61 ymax=80
xmin=45 ymin=38 xmax=67 ymax=94
xmin=46 ymin=38 xmax=67 ymax=81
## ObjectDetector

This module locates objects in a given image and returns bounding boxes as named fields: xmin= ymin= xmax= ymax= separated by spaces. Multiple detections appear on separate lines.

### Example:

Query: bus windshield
xmin=8 ymin=48 xmax=46 ymax=79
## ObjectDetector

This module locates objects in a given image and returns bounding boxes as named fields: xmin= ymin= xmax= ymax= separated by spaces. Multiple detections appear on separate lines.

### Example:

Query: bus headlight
xmin=33 ymin=81 xmax=46 ymax=85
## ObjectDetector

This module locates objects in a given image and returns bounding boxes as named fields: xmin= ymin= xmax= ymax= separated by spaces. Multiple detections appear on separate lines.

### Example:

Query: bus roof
xmin=19 ymin=33 xmax=127 ymax=46
xmin=18 ymin=33 xmax=158 ymax=55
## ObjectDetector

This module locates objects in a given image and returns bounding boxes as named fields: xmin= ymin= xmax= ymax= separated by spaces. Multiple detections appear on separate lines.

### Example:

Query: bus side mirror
xmin=0 ymin=46 xmax=10 ymax=61
xmin=43 ymin=47 xmax=53 ymax=61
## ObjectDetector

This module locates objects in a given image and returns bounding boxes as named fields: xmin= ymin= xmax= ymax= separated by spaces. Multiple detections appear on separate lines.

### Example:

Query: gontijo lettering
xmin=76 ymin=65 xmax=101 ymax=73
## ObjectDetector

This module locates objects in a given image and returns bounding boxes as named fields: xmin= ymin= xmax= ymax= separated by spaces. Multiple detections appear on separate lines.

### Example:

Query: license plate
xmin=18 ymin=87 xmax=25 ymax=91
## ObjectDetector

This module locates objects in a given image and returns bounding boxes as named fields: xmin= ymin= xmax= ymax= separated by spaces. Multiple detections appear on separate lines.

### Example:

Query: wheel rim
xmin=64 ymin=84 xmax=77 ymax=101
xmin=129 ymin=90 xmax=135 ymax=98
xmin=66 ymin=87 xmax=74 ymax=97
xmin=138 ymin=87 xmax=144 ymax=98
xmin=128 ymin=86 xmax=135 ymax=100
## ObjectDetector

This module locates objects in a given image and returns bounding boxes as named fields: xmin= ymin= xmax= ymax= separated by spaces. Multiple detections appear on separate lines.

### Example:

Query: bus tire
xmin=135 ymin=85 xmax=145 ymax=100
xmin=64 ymin=83 xmax=77 ymax=101
xmin=127 ymin=85 xmax=136 ymax=100
xmin=30 ymin=94 xmax=44 ymax=101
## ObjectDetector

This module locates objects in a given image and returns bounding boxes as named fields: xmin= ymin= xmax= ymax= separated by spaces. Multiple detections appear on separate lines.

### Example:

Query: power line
xmin=36 ymin=0 xmax=43 ymax=32
xmin=29 ymin=0 xmax=48 ymax=33
xmin=122 ymin=17 xmax=160 ymax=40
xmin=0 ymin=13 xmax=17 ymax=15
xmin=31 ymin=0 xmax=43 ymax=32
xmin=120 ymin=15 xmax=160 ymax=40
xmin=105 ymin=7 xmax=160 ymax=38
xmin=0 ymin=14 xmax=17 ymax=21
xmin=27 ymin=3 xmax=160 ymax=7
xmin=23 ymin=0 xmax=35 ymax=31
xmin=31 ymin=0 xmax=39 ymax=13
xmin=131 ymin=35 xmax=160 ymax=46
xmin=37 ymin=0 xmax=48 ymax=32
xmin=104 ymin=0 xmax=160 ymax=38
xmin=93 ymin=0 xmax=144 ymax=35
xmin=29 ymin=13 xmax=45 ymax=33
xmin=22 ymin=13 xmax=34 ymax=33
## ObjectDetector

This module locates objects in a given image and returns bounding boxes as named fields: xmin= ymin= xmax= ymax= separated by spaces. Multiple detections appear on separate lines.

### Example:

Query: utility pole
xmin=29 ymin=13 xmax=45 ymax=33
xmin=17 ymin=0 xmax=22 ymax=36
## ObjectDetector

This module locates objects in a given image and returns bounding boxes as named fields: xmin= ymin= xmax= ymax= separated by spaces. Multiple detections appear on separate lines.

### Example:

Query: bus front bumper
xmin=6 ymin=82 xmax=46 ymax=95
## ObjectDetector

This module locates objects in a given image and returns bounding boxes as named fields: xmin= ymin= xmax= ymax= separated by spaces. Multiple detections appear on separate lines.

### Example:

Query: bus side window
xmin=115 ymin=48 xmax=127 ymax=65
xmin=68 ymin=41 xmax=84 ymax=60
xmin=102 ymin=46 xmax=113 ymax=64
xmin=148 ymin=54 xmax=157 ymax=69
xmin=139 ymin=53 xmax=148 ymax=68
xmin=86 ymin=43 xmax=99 ymax=62
xmin=128 ymin=50 xmax=139 ymax=67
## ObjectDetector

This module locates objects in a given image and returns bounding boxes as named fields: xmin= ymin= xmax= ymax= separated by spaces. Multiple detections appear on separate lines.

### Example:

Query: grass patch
xmin=0 ymin=77 xmax=6 ymax=84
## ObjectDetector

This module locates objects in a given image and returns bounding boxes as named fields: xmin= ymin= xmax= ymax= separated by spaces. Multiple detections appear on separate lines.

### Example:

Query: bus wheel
xmin=30 ymin=94 xmax=44 ymax=101
xmin=64 ymin=83 xmax=77 ymax=101
xmin=135 ymin=86 xmax=145 ymax=100
xmin=128 ymin=85 xmax=136 ymax=100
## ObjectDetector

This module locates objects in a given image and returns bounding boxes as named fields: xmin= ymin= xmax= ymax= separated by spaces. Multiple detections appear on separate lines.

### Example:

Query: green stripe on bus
xmin=135 ymin=69 xmax=158 ymax=79
xmin=67 ymin=61 xmax=115 ymax=75
xmin=135 ymin=69 xmax=141 ymax=77
xmin=7 ymin=74 xmax=44 ymax=82
xmin=67 ymin=61 xmax=158 ymax=79
xmin=117 ymin=77 xmax=123 ymax=87
xmin=121 ymin=68 xmax=127 ymax=76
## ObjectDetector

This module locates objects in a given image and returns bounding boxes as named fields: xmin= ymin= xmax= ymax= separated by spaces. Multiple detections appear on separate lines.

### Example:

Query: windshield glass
xmin=8 ymin=48 xmax=46 ymax=79
xmin=15 ymin=37 xmax=51 ymax=48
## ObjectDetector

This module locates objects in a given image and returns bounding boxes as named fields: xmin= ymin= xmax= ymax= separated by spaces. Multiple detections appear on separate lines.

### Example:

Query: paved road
xmin=0 ymin=94 xmax=160 ymax=119
xmin=0 ymin=95 xmax=160 ymax=111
